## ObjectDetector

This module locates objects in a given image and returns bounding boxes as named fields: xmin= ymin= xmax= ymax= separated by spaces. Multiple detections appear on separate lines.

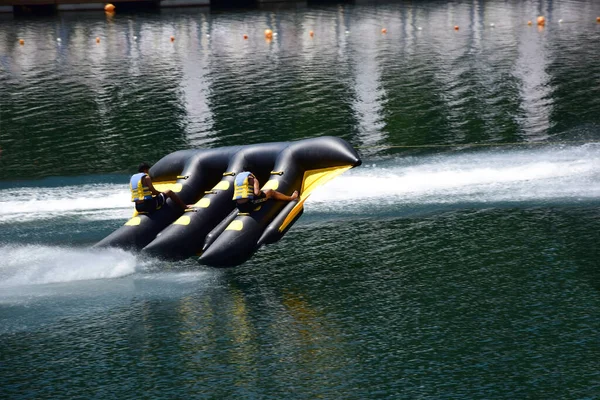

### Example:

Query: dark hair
xmin=138 ymin=162 xmax=151 ymax=172
xmin=242 ymin=165 xmax=251 ymax=171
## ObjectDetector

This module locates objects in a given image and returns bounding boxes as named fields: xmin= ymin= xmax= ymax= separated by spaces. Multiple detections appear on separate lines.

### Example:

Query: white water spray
xmin=0 ymin=245 xmax=136 ymax=287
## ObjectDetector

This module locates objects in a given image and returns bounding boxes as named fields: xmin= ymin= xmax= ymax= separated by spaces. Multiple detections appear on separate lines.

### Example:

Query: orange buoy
xmin=527 ymin=20 xmax=532 ymax=26
xmin=243 ymin=34 xmax=248 ymax=39
xmin=309 ymin=30 xmax=314 ymax=37
xmin=19 ymin=39 xmax=24 ymax=45
xmin=170 ymin=35 xmax=175 ymax=42
xmin=537 ymin=16 xmax=545 ymax=26
xmin=104 ymin=3 xmax=115 ymax=12
xmin=454 ymin=25 xmax=459 ymax=30
xmin=96 ymin=37 xmax=100 ymax=43
xmin=264 ymin=29 xmax=273 ymax=39
xmin=596 ymin=16 xmax=600 ymax=22
xmin=381 ymin=28 xmax=387 ymax=34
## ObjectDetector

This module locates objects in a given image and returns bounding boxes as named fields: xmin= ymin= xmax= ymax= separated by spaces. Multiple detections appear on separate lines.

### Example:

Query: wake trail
xmin=309 ymin=144 xmax=600 ymax=211
xmin=0 ymin=144 xmax=598 ymax=223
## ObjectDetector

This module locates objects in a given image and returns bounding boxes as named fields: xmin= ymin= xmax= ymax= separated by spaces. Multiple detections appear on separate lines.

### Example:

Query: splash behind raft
xmin=95 ymin=137 xmax=361 ymax=267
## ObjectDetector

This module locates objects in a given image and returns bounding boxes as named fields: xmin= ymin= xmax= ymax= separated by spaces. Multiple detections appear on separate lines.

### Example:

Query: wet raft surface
xmin=96 ymin=137 xmax=361 ymax=266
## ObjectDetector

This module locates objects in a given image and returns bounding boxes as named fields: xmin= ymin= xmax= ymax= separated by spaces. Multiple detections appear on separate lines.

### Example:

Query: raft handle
xmin=271 ymin=170 xmax=284 ymax=175
xmin=177 ymin=175 xmax=190 ymax=180
xmin=204 ymin=190 xmax=217 ymax=194
xmin=223 ymin=172 xmax=235 ymax=176
xmin=185 ymin=208 xmax=198 ymax=213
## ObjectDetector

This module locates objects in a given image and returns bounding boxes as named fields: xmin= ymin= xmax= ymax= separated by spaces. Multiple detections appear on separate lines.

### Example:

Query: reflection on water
xmin=1 ymin=0 xmax=599 ymax=179
xmin=172 ymin=274 xmax=354 ymax=396
xmin=0 ymin=267 xmax=351 ymax=397
xmin=350 ymin=9 xmax=387 ymax=152
xmin=180 ymin=16 xmax=215 ymax=147
xmin=2 ymin=202 xmax=598 ymax=398
xmin=515 ymin=18 xmax=554 ymax=139
xmin=0 ymin=2 xmax=599 ymax=397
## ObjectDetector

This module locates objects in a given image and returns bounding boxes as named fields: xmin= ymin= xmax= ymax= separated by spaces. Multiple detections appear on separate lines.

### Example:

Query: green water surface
xmin=0 ymin=0 xmax=599 ymax=398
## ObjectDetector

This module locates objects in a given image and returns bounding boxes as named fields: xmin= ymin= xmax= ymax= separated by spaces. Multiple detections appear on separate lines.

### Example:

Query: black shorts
xmin=135 ymin=193 xmax=165 ymax=214
xmin=236 ymin=192 xmax=267 ymax=214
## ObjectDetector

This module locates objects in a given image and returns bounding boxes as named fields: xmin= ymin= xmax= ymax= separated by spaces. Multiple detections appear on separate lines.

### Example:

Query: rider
xmin=233 ymin=168 xmax=298 ymax=214
xmin=130 ymin=162 xmax=191 ymax=214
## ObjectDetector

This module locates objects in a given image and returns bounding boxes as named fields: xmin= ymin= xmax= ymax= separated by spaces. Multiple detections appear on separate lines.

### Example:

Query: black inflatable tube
xmin=95 ymin=136 xmax=361 ymax=266
xmin=202 ymin=209 xmax=240 ymax=252
xmin=95 ymin=146 xmax=241 ymax=250
xmin=257 ymin=200 xmax=304 ymax=247
xmin=142 ymin=142 xmax=288 ymax=260
xmin=199 ymin=137 xmax=361 ymax=267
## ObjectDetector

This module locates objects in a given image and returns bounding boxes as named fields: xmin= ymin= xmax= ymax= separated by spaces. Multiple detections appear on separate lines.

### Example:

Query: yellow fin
xmin=279 ymin=165 xmax=352 ymax=232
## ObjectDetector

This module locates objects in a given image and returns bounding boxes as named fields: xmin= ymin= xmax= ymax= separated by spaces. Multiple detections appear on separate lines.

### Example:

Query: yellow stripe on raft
xmin=279 ymin=165 xmax=352 ymax=232
xmin=153 ymin=181 xmax=182 ymax=193
xmin=174 ymin=215 xmax=191 ymax=225
xmin=125 ymin=216 xmax=141 ymax=226
xmin=196 ymin=198 xmax=210 ymax=208
xmin=213 ymin=181 xmax=230 ymax=191
xmin=263 ymin=180 xmax=279 ymax=191
xmin=226 ymin=220 xmax=244 ymax=231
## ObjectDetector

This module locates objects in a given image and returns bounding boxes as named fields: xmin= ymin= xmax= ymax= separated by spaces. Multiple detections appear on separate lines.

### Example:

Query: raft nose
xmin=143 ymin=237 xmax=188 ymax=261
xmin=199 ymin=246 xmax=237 ymax=267
xmin=200 ymin=227 xmax=261 ymax=267
xmin=199 ymin=241 xmax=255 ymax=267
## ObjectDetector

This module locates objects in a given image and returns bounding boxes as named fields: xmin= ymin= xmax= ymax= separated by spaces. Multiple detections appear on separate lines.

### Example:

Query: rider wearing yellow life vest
xmin=233 ymin=169 xmax=298 ymax=214
xmin=131 ymin=162 xmax=191 ymax=214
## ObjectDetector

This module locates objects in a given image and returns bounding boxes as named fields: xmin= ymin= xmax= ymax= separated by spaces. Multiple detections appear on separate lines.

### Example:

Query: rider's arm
xmin=252 ymin=174 xmax=261 ymax=196
xmin=144 ymin=175 xmax=161 ymax=196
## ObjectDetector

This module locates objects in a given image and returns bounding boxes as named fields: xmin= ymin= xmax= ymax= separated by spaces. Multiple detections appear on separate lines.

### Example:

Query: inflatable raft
xmin=95 ymin=136 xmax=361 ymax=267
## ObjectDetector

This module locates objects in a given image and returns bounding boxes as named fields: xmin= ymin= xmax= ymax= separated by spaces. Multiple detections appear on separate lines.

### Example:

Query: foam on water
xmin=0 ymin=183 xmax=131 ymax=223
xmin=307 ymin=145 xmax=600 ymax=211
xmin=0 ymin=145 xmax=598 ymax=224
xmin=0 ymin=245 xmax=137 ymax=287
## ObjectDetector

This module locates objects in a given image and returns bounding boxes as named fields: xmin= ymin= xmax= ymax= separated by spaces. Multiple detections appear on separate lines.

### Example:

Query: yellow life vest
xmin=130 ymin=173 xmax=153 ymax=202
xmin=232 ymin=172 xmax=255 ymax=200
